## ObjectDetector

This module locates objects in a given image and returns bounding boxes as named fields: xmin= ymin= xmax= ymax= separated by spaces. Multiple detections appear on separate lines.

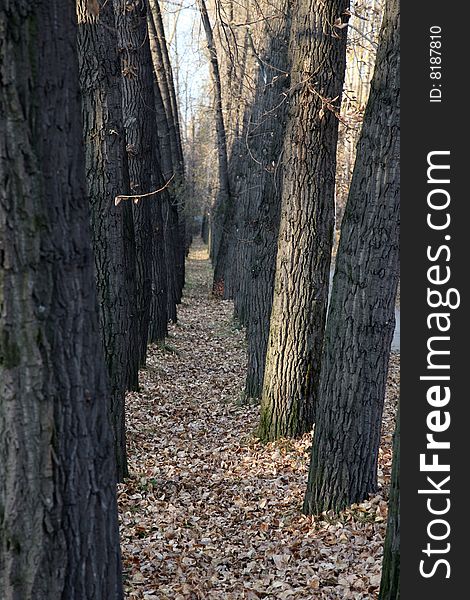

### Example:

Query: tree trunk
xmin=202 ymin=212 xmax=210 ymax=244
xmin=236 ymin=0 xmax=292 ymax=399
xmin=76 ymin=0 xmax=136 ymax=481
xmin=123 ymin=191 xmax=140 ymax=390
xmin=148 ymin=0 xmax=184 ymax=168
xmin=213 ymin=3 xmax=251 ymax=302
xmin=148 ymin=0 xmax=185 ymax=173
xmin=196 ymin=0 xmax=231 ymax=288
xmin=148 ymin=0 xmax=186 ymax=305
xmin=148 ymin=197 xmax=169 ymax=342
xmin=148 ymin=9 xmax=183 ymax=324
xmin=114 ymin=0 xmax=166 ymax=362
xmin=303 ymin=0 xmax=400 ymax=513
xmin=379 ymin=407 xmax=400 ymax=600
xmin=259 ymin=0 xmax=349 ymax=441
xmin=148 ymin=16 xmax=176 ymax=180
xmin=0 ymin=2 xmax=123 ymax=598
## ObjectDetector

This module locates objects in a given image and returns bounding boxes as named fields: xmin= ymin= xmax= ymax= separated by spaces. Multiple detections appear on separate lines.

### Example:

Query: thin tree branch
xmin=115 ymin=174 xmax=175 ymax=205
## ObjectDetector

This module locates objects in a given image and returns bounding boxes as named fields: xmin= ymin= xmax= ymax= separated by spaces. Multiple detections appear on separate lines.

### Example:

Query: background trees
xmin=197 ymin=0 xmax=232 ymax=286
xmin=148 ymin=0 xmax=186 ymax=326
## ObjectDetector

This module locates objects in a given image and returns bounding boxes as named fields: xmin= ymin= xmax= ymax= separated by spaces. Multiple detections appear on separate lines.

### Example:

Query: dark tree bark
xmin=122 ymin=196 xmax=140 ymax=390
xmin=149 ymin=0 xmax=184 ymax=175
xmin=76 ymin=0 xmax=137 ymax=480
xmin=214 ymin=15 xmax=251 ymax=304
xmin=148 ymin=197 xmax=169 ymax=343
xmin=259 ymin=0 xmax=349 ymax=441
xmin=202 ymin=212 xmax=210 ymax=244
xmin=379 ymin=408 xmax=400 ymax=600
xmin=114 ymin=0 xmax=167 ymax=359
xmin=234 ymin=1 xmax=292 ymax=400
xmin=303 ymin=0 xmax=400 ymax=513
xmin=148 ymin=17 xmax=176 ymax=181
xmin=196 ymin=0 xmax=232 ymax=286
xmin=0 ymin=2 xmax=123 ymax=598
xmin=148 ymin=0 xmax=184 ymax=173
xmin=147 ymin=0 xmax=186 ymax=306
xmin=148 ymin=8 xmax=184 ymax=324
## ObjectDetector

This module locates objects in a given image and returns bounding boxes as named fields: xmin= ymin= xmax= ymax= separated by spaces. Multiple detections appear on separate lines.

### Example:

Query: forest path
xmin=118 ymin=239 xmax=398 ymax=600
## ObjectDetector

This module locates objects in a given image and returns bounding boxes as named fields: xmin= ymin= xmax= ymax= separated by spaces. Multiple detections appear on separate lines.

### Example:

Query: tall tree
xmin=237 ymin=1 xmax=292 ymax=400
xmin=259 ymin=0 xmax=350 ymax=441
xmin=76 ymin=0 xmax=137 ymax=480
xmin=148 ymin=196 xmax=169 ymax=343
xmin=303 ymin=0 xmax=400 ymax=513
xmin=0 ymin=1 xmax=123 ymax=597
xmin=151 ymin=0 xmax=187 ymax=301
xmin=148 ymin=2 xmax=185 ymax=324
xmin=197 ymin=0 xmax=232 ymax=285
xmin=204 ymin=0 xmax=252 ymax=303
xmin=114 ymin=0 xmax=168 ymax=357
xmin=379 ymin=408 xmax=400 ymax=600
xmin=148 ymin=0 xmax=185 ymax=174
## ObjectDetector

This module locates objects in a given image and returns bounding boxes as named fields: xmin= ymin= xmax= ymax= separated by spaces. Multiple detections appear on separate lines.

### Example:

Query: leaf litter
xmin=118 ymin=240 xmax=399 ymax=599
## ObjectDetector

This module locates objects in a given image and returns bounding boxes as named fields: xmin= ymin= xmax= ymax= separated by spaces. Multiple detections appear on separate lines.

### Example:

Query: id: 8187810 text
xmin=429 ymin=25 xmax=442 ymax=103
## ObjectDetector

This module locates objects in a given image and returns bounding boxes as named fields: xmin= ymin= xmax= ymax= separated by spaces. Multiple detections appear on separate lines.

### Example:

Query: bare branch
xmin=114 ymin=174 xmax=175 ymax=205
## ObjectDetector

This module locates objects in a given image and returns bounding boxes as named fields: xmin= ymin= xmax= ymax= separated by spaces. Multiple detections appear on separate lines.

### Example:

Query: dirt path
xmin=118 ymin=240 xmax=399 ymax=600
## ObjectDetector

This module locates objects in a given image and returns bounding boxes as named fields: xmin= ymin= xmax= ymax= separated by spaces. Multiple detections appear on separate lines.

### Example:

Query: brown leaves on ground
xmin=118 ymin=240 xmax=399 ymax=600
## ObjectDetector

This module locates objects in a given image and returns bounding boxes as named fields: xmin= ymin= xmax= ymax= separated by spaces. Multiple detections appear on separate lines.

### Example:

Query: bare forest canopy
xmin=166 ymin=0 xmax=385 ymax=238
xmin=0 ymin=1 xmax=399 ymax=599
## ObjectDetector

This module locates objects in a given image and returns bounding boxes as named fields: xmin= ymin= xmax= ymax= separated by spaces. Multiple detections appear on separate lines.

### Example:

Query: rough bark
xmin=235 ymin=0 xmax=292 ymax=399
xmin=148 ymin=197 xmax=169 ymax=343
xmin=121 ymin=186 xmax=140 ymax=390
xmin=76 ymin=0 xmax=136 ymax=480
xmin=114 ymin=0 xmax=167 ymax=360
xmin=148 ymin=0 xmax=186 ymax=306
xmin=213 ymin=4 xmax=251 ymax=303
xmin=197 ymin=0 xmax=231 ymax=285
xmin=148 ymin=1 xmax=182 ymax=167
xmin=148 ymin=0 xmax=184 ymax=172
xmin=0 ymin=2 xmax=123 ymax=598
xmin=379 ymin=407 xmax=400 ymax=600
xmin=259 ymin=0 xmax=349 ymax=440
xmin=161 ymin=197 xmax=179 ymax=325
xmin=303 ymin=0 xmax=400 ymax=513
xmin=148 ymin=10 xmax=183 ymax=323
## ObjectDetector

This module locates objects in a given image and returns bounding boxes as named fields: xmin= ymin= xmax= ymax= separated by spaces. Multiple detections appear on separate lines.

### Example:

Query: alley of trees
xmin=0 ymin=0 xmax=399 ymax=599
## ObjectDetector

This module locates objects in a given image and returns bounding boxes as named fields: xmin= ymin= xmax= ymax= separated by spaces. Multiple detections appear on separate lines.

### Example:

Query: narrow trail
xmin=118 ymin=240 xmax=399 ymax=600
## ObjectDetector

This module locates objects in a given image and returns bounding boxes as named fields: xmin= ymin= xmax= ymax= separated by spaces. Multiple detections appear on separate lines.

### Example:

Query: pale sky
xmin=162 ymin=0 xmax=210 ymax=137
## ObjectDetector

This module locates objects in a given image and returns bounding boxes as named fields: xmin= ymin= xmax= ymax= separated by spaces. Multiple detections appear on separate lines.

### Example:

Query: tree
xmin=203 ymin=0 xmax=251 ymax=303
xmin=303 ymin=0 xmax=400 ymax=513
xmin=259 ymin=0 xmax=349 ymax=441
xmin=148 ymin=0 xmax=185 ymax=325
xmin=0 ymin=1 xmax=123 ymax=597
xmin=379 ymin=408 xmax=400 ymax=600
xmin=148 ymin=0 xmax=185 ymax=175
xmin=76 ymin=0 xmax=137 ymax=480
xmin=236 ymin=0 xmax=292 ymax=400
xmin=114 ymin=0 xmax=168 ymax=359
xmin=334 ymin=0 xmax=384 ymax=236
xmin=196 ymin=0 xmax=232 ymax=285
